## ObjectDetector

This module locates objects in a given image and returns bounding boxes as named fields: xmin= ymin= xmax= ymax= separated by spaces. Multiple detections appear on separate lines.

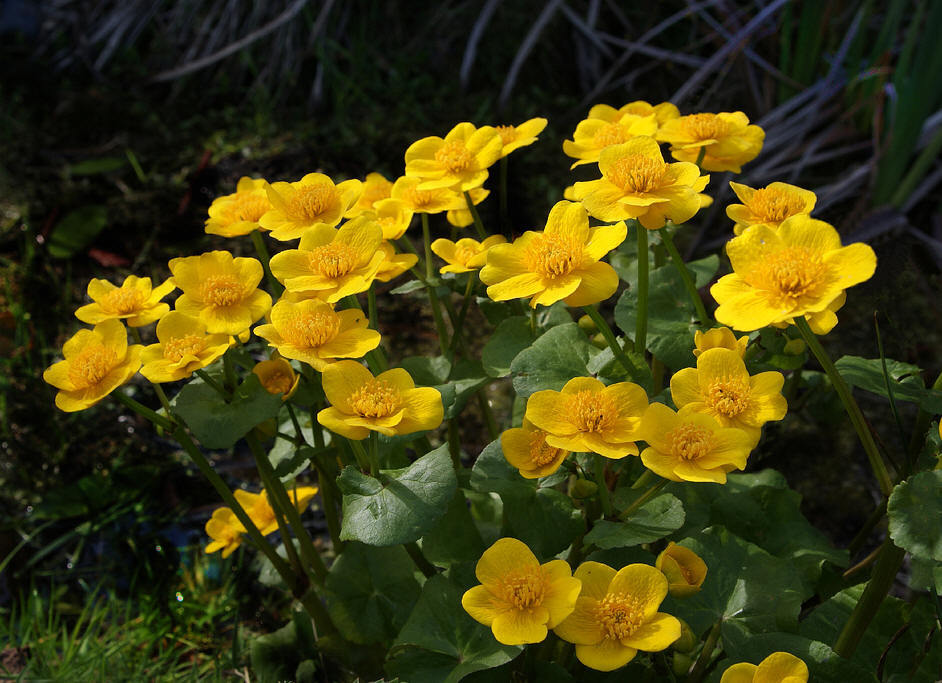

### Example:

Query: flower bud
xmin=656 ymin=542 xmax=707 ymax=598
xmin=578 ymin=314 xmax=597 ymax=334
xmin=783 ymin=338 xmax=806 ymax=355
xmin=570 ymin=478 xmax=598 ymax=499
xmin=672 ymin=652 xmax=694 ymax=676
xmin=671 ymin=618 xmax=698 ymax=652
xmin=590 ymin=333 xmax=607 ymax=349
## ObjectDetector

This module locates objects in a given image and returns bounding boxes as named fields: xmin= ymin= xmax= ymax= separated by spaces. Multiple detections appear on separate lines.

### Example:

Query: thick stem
xmin=447 ymin=275 xmax=476 ymax=359
xmin=833 ymin=539 xmax=906 ymax=657
xmin=194 ymin=368 xmax=228 ymax=397
xmin=348 ymin=438 xmax=372 ymax=473
xmin=594 ymin=457 xmax=613 ymax=518
xmin=313 ymin=455 xmax=343 ymax=553
xmin=694 ymin=146 xmax=707 ymax=170
xmin=420 ymin=214 xmax=449 ymax=355
xmin=447 ymin=420 xmax=462 ymax=470
xmin=687 ymin=619 xmax=722 ymax=683
xmin=463 ymin=191 xmax=488 ymax=240
xmin=794 ymin=316 xmax=894 ymax=496
xmin=618 ymin=479 xmax=668 ymax=520
xmin=582 ymin=306 xmax=640 ymax=382
xmin=635 ymin=223 xmax=649 ymax=354
xmin=477 ymin=391 xmax=499 ymax=440
xmin=405 ymin=542 xmax=437 ymax=578
xmin=660 ymin=226 xmax=709 ymax=325
xmin=251 ymin=230 xmax=282 ymax=297
xmin=113 ymin=392 xmax=173 ymax=432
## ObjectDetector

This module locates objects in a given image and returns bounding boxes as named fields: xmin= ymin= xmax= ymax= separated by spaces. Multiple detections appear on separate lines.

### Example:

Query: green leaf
xmin=401 ymin=356 xmax=489 ymax=419
xmin=269 ymin=443 xmax=314 ymax=481
xmin=584 ymin=494 xmax=685 ymax=548
xmin=386 ymin=575 xmax=522 ymax=683
xmin=835 ymin=355 xmax=942 ymax=411
xmin=400 ymin=355 xmax=452 ymax=385
xmin=47 ymin=205 xmax=108 ymax=259
xmin=325 ymin=542 xmax=421 ymax=644
xmin=391 ymin=279 xmax=430 ymax=295
xmin=510 ymin=323 xmax=597 ymax=398
xmin=173 ymin=373 xmax=283 ymax=450
xmin=667 ymin=526 xmax=806 ymax=637
xmin=338 ymin=445 xmax=457 ymax=546
xmin=585 ymin=346 xmax=653 ymax=392
xmin=481 ymin=316 xmax=531 ymax=377
xmin=421 ymin=489 xmax=485 ymax=567
xmin=250 ymin=620 xmax=312 ymax=683
xmin=888 ymin=469 xmax=942 ymax=561
xmin=67 ymin=157 xmax=126 ymax=175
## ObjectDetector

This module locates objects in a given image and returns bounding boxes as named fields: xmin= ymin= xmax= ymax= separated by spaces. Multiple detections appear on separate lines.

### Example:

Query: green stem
xmin=463 ymin=191 xmax=488 ymax=240
xmin=794 ymin=316 xmax=894 ymax=496
xmin=694 ymin=146 xmax=707 ymax=170
xmin=369 ymin=431 xmax=380 ymax=474
xmin=529 ymin=306 xmax=538 ymax=339
xmin=594 ymin=457 xmax=613 ymax=518
xmin=251 ymin=230 xmax=282 ymax=297
xmin=582 ymin=306 xmax=638 ymax=382
xmin=286 ymin=403 xmax=306 ymax=444
xmin=313 ymin=455 xmax=343 ymax=553
xmin=660 ymin=226 xmax=709 ymax=325
xmin=447 ymin=275 xmax=476 ymax=359
xmin=420 ymin=214 xmax=449 ymax=355
xmin=833 ymin=539 xmax=906 ymax=657
xmin=195 ymin=369 xmax=228 ymax=398
xmin=635 ymin=222 xmax=649 ymax=354
xmin=477 ymin=391 xmax=499 ymax=440
xmin=848 ymin=499 xmax=888 ymax=558
xmin=448 ymin=420 xmax=462 ymax=469
xmin=368 ymin=285 xmax=378 ymax=330
xmin=618 ymin=479 xmax=668 ymax=520
xmin=113 ymin=392 xmax=173 ymax=432
xmin=223 ymin=352 xmax=238 ymax=393
xmin=348 ymin=438 xmax=373 ymax=474
xmin=405 ymin=542 xmax=437 ymax=578
xmin=687 ymin=619 xmax=722 ymax=683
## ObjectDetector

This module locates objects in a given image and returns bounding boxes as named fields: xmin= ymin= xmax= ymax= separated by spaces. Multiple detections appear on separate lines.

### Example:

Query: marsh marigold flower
xmin=268 ymin=217 xmax=385 ymax=302
xmin=721 ymin=652 xmax=808 ymax=683
xmin=367 ymin=198 xmax=414 ymax=240
xmin=727 ymin=181 xmax=816 ymax=235
xmin=461 ymin=538 xmax=581 ymax=645
xmin=43 ymin=319 xmax=143 ymax=412
xmin=205 ymin=177 xmax=273 ymax=237
xmin=639 ymin=403 xmax=754 ymax=483
xmin=252 ymin=352 xmax=300 ymax=398
xmin=446 ymin=187 xmax=488 ymax=228
xmin=525 ymin=376 xmax=648 ymax=459
xmin=500 ymin=418 xmax=571 ymax=479
xmin=495 ymin=117 xmax=548 ymax=158
xmin=563 ymin=105 xmax=658 ymax=169
xmin=140 ymin=311 xmax=232 ymax=383
xmin=404 ymin=122 xmax=502 ymax=191
xmin=656 ymin=542 xmax=707 ymax=598
xmin=693 ymin=327 xmax=749 ymax=358
xmin=317 ymin=360 xmax=443 ymax=440
xmin=571 ymin=137 xmax=709 ymax=230
xmin=169 ymin=250 xmax=272 ymax=336
xmin=391 ymin=176 xmax=467 ymax=215
xmin=710 ymin=215 xmax=876 ymax=334
xmin=374 ymin=242 xmax=419 ymax=283
xmin=234 ymin=486 xmax=319 ymax=537
xmin=344 ymin=172 xmax=394 ymax=218
xmin=670 ymin=348 xmax=786 ymax=445
xmin=480 ymin=201 xmax=626 ymax=308
xmin=204 ymin=507 xmax=245 ymax=558
xmin=75 ymin=275 xmax=174 ymax=327
xmin=261 ymin=173 xmax=362 ymax=241
xmin=553 ymin=561 xmax=681 ymax=671
xmin=254 ymin=297 xmax=380 ymax=371
xmin=657 ymin=111 xmax=764 ymax=173
xmin=432 ymin=235 xmax=507 ymax=274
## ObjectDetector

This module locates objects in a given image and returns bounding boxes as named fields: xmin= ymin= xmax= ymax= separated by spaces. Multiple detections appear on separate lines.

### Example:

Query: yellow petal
xmin=575 ymin=639 xmax=637 ymax=672
xmin=621 ymin=612 xmax=681 ymax=652
xmin=544 ymin=201 xmax=590 ymax=245
xmin=462 ymin=585 xmax=504 ymax=626
xmin=525 ymin=390 xmax=579 ymax=436
xmin=475 ymin=537 xmax=540 ymax=587
xmin=553 ymin=596 xmax=605 ymax=645
xmin=540 ymin=560 xmax=582 ymax=628
xmin=491 ymin=607 xmax=549 ymax=645
xmin=394 ymin=386 xmax=444 ymax=435
xmin=321 ymin=360 xmax=374 ymax=412
xmin=607 ymin=564 xmax=669 ymax=619
xmin=564 ymin=262 xmax=619 ymax=307
xmin=317 ymin=406 xmax=370 ymax=440
xmin=755 ymin=652 xmax=808 ymax=682
xmin=720 ymin=662 xmax=759 ymax=683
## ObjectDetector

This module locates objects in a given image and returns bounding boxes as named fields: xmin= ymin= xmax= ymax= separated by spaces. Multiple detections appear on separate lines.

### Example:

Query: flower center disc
xmin=262 ymin=371 xmax=293 ymax=395
xmin=454 ymin=244 xmax=480 ymax=267
xmin=755 ymin=247 xmax=827 ymax=305
xmin=103 ymin=287 xmax=144 ymax=314
xmin=526 ymin=234 xmax=582 ymax=278
xmin=229 ymin=193 xmax=270 ymax=223
xmin=282 ymin=309 xmax=341 ymax=348
xmin=528 ymin=431 xmax=562 ymax=466
xmin=349 ymin=379 xmax=401 ymax=418
xmin=569 ymin=390 xmax=615 ymax=433
xmin=683 ymin=113 xmax=729 ymax=141
xmin=496 ymin=125 xmax=516 ymax=145
xmin=163 ymin=334 xmax=206 ymax=362
xmin=706 ymin=378 xmax=749 ymax=417
xmin=669 ymin=423 xmax=714 ymax=461
xmin=592 ymin=122 xmax=630 ymax=148
xmin=606 ymin=154 xmax=667 ymax=193
xmin=751 ymin=188 xmax=805 ymax=224
xmin=434 ymin=141 xmax=474 ymax=173
xmin=308 ymin=242 xmax=359 ymax=279
xmin=597 ymin=593 xmax=644 ymax=640
xmin=287 ymin=182 xmax=338 ymax=221
xmin=500 ymin=569 xmax=546 ymax=609
xmin=69 ymin=344 xmax=118 ymax=387
xmin=200 ymin=276 xmax=243 ymax=307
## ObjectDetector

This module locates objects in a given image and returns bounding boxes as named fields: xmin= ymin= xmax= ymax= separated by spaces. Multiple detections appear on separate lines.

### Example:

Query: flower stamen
xmin=434 ymin=141 xmax=474 ymax=173
xmin=308 ymin=242 xmax=359 ymax=279
xmin=162 ymin=334 xmax=206 ymax=362
xmin=706 ymin=378 xmax=750 ymax=417
xmin=287 ymin=182 xmax=338 ymax=221
xmin=281 ymin=309 xmax=341 ymax=348
xmin=68 ymin=344 xmax=117 ymax=387
xmin=102 ymin=288 xmax=144 ymax=314
xmin=669 ymin=423 xmax=714 ymax=461
xmin=606 ymin=154 xmax=667 ymax=193
xmin=200 ymin=276 xmax=243 ymax=307
xmin=569 ymin=390 xmax=616 ymax=433
xmin=349 ymin=379 xmax=401 ymax=418
xmin=525 ymin=234 xmax=583 ymax=278
xmin=596 ymin=593 xmax=645 ymax=640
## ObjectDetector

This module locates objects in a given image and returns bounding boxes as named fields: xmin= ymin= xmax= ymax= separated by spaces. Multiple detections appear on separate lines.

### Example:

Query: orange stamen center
xmin=68 ymin=344 xmax=118 ymax=387
xmin=281 ymin=309 xmax=341 ymax=348
xmin=308 ymin=242 xmax=359 ymax=279
xmin=606 ymin=154 xmax=667 ymax=193
xmin=525 ymin=234 xmax=583 ymax=278
xmin=706 ymin=378 xmax=750 ymax=418
xmin=592 ymin=122 xmax=630 ymax=148
xmin=597 ymin=593 xmax=644 ymax=640
xmin=498 ymin=567 xmax=546 ymax=609
xmin=200 ymin=276 xmax=243 ymax=307
xmin=225 ymin=192 xmax=270 ymax=223
xmin=752 ymin=247 xmax=827 ymax=305
xmin=261 ymin=370 xmax=294 ymax=395
xmin=569 ymin=390 xmax=616 ymax=433
xmin=101 ymin=287 xmax=145 ymax=315
xmin=454 ymin=242 xmax=481 ymax=267
xmin=434 ymin=140 xmax=474 ymax=173
xmin=286 ymin=182 xmax=338 ymax=221
xmin=750 ymin=188 xmax=806 ymax=224
xmin=528 ymin=431 xmax=562 ymax=467
xmin=349 ymin=378 xmax=401 ymax=418
xmin=669 ymin=423 xmax=714 ymax=461
xmin=163 ymin=334 xmax=206 ymax=362
xmin=683 ymin=113 xmax=730 ymax=141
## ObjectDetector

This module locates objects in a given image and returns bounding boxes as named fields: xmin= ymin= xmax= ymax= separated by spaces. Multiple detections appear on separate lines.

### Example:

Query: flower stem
xmin=660 ymin=226 xmax=709 ymax=325
xmin=404 ymin=541 xmax=437 ymax=578
xmin=594 ymin=457 xmax=613 ymax=518
xmin=313 ymin=454 xmax=343 ymax=553
xmin=113 ymin=391 xmax=173 ymax=431
xmin=687 ymin=619 xmax=721 ymax=683
xmin=618 ymin=478 xmax=667 ymax=520
xmin=694 ymin=146 xmax=706 ymax=170
xmin=582 ymin=305 xmax=638 ymax=382
xmin=348 ymin=437 xmax=373 ymax=474
xmin=833 ymin=538 xmax=906 ymax=657
xmin=794 ymin=316 xmax=894 ymax=496
xmin=529 ymin=306 xmax=538 ymax=339
xmin=477 ymin=392 xmax=499 ymax=440
xmin=463 ymin=191 xmax=488 ymax=240
xmin=195 ymin=368 xmax=228 ymax=397
xmin=635 ymin=222 xmax=649 ymax=354
xmin=420 ymin=213 xmax=449 ymax=355
xmin=251 ymin=230 xmax=282 ymax=297
xmin=447 ymin=275 xmax=476 ymax=360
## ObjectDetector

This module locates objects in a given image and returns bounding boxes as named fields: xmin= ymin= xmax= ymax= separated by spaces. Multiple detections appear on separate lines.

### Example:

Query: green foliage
xmin=250 ymin=616 xmax=318 ymax=683
xmin=401 ymin=355 xmax=490 ymax=419
xmin=510 ymin=322 xmax=597 ymax=398
xmin=584 ymin=493 xmax=685 ymax=548
xmin=481 ymin=315 xmax=531 ymax=377
xmin=386 ymin=575 xmax=523 ymax=683
xmin=46 ymin=205 xmax=108 ymax=259
xmin=421 ymin=489 xmax=486 ymax=567
xmin=888 ymin=469 xmax=942 ymax=562
xmin=338 ymin=445 xmax=457 ymax=546
xmin=835 ymin=355 xmax=942 ymax=412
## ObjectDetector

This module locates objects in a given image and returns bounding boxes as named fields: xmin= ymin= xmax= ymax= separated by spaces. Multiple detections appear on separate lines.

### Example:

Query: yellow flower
xmin=204 ymin=507 xmax=246 ymax=558
xmin=432 ymin=235 xmax=507 ymax=274
xmin=375 ymin=242 xmax=419 ymax=283
xmin=404 ymin=122 xmax=503 ymax=191
xmin=446 ymin=187 xmax=489 ymax=228
xmin=169 ymin=250 xmax=272 ymax=335
xmin=344 ymin=172 xmax=394 ymax=218
xmin=657 ymin=111 xmax=765 ymax=173
xmin=43 ymin=319 xmax=143 ymax=412
xmin=721 ymin=652 xmax=809 ymax=683
xmin=495 ymin=117 xmax=548 ymax=158
xmin=693 ymin=327 xmax=749 ymax=358
xmin=254 ymin=297 xmax=380 ymax=371
xmin=571 ymin=137 xmax=709 ymax=230
xmin=613 ymin=100 xmax=681 ymax=127
xmin=260 ymin=173 xmax=363 ymax=241
xmin=525 ymin=376 xmax=648 ymax=459
xmin=563 ymin=105 xmax=658 ymax=169
xmin=461 ymin=537 xmax=581 ymax=645
xmin=268 ymin=217 xmax=385 ymax=302
xmin=480 ymin=201 xmax=626 ymax=308
xmin=553 ymin=562 xmax=681 ymax=671
xmin=252 ymin=352 xmax=300 ymax=399
xmin=75 ymin=275 xmax=175 ymax=327
xmin=500 ymin=418 xmax=571 ymax=479
xmin=727 ymin=181 xmax=816 ymax=235
xmin=234 ymin=486 xmax=319 ymax=537
xmin=670 ymin=348 xmax=787 ymax=444
xmin=639 ymin=403 xmax=753 ymax=483
xmin=391 ymin=175 xmax=468 ymax=215
xmin=655 ymin=542 xmax=707 ymax=598
xmin=710 ymin=215 xmax=876 ymax=333
xmin=205 ymin=177 xmax=273 ymax=237
xmin=140 ymin=311 xmax=232 ymax=383
xmin=367 ymin=198 xmax=414 ymax=240
xmin=317 ymin=360 xmax=443 ymax=440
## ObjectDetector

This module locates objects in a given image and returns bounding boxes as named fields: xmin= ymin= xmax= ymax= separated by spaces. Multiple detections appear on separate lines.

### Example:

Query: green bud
xmin=590 ymin=333 xmax=607 ymax=349
xmin=672 ymin=652 xmax=694 ymax=676
xmin=783 ymin=338 xmax=806 ymax=355
xmin=578 ymin=314 xmax=597 ymax=334
xmin=570 ymin=479 xmax=598 ymax=499
xmin=671 ymin=618 xmax=698 ymax=653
